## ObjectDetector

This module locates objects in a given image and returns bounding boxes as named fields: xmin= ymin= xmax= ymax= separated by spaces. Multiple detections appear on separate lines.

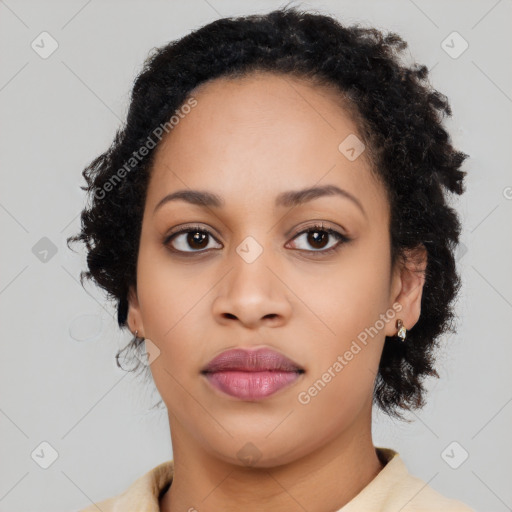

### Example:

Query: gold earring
xmin=396 ymin=319 xmax=407 ymax=342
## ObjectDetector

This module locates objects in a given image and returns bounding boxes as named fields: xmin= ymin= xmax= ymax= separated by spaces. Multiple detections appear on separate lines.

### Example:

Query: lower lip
xmin=203 ymin=370 xmax=302 ymax=400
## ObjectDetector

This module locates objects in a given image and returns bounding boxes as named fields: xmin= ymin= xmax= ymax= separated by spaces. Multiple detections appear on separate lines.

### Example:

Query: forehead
xmin=146 ymin=72 xmax=387 ymax=219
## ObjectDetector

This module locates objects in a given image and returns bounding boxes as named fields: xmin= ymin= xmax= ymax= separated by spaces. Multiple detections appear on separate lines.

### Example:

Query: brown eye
xmin=306 ymin=230 xmax=330 ymax=249
xmin=185 ymin=231 xmax=209 ymax=250
xmin=164 ymin=226 xmax=222 ymax=253
xmin=288 ymin=223 xmax=349 ymax=254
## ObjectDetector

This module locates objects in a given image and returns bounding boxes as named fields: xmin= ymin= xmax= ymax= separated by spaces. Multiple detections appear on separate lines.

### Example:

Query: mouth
xmin=201 ymin=347 xmax=305 ymax=401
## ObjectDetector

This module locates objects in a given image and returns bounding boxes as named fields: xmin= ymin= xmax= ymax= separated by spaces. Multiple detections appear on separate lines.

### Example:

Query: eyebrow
xmin=153 ymin=184 xmax=366 ymax=218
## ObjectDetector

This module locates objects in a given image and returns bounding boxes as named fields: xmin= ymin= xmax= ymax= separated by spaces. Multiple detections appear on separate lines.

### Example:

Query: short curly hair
xmin=68 ymin=5 xmax=468 ymax=419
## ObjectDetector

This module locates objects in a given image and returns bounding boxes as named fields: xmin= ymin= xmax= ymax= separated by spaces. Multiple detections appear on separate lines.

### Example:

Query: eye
xmin=287 ymin=223 xmax=349 ymax=255
xmin=163 ymin=225 xmax=222 ymax=253
xmin=163 ymin=222 xmax=350 ymax=256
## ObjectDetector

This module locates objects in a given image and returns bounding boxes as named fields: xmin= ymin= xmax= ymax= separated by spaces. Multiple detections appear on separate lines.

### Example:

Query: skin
xmin=127 ymin=71 xmax=427 ymax=512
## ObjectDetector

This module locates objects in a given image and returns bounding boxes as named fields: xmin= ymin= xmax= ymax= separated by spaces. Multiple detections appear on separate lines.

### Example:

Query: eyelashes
xmin=163 ymin=225 xmax=220 ymax=254
xmin=287 ymin=223 xmax=349 ymax=255
xmin=163 ymin=222 xmax=351 ymax=257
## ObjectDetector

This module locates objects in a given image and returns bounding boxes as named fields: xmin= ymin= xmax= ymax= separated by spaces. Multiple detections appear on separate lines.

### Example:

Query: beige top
xmin=77 ymin=447 xmax=475 ymax=511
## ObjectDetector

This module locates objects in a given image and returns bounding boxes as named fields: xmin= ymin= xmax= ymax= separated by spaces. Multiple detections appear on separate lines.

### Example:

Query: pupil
xmin=189 ymin=231 xmax=207 ymax=249
xmin=184 ymin=230 xmax=330 ymax=251
xmin=308 ymin=230 xmax=327 ymax=249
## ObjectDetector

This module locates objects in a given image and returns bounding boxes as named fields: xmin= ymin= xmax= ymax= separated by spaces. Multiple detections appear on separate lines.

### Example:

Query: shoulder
xmin=392 ymin=473 xmax=476 ymax=511
xmin=340 ymin=448 xmax=475 ymax=512
xmin=77 ymin=495 xmax=118 ymax=512
xmin=75 ymin=460 xmax=174 ymax=512
xmin=376 ymin=448 xmax=475 ymax=512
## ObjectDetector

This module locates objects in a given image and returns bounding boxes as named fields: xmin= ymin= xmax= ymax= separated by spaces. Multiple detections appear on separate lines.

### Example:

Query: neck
xmin=159 ymin=407 xmax=384 ymax=512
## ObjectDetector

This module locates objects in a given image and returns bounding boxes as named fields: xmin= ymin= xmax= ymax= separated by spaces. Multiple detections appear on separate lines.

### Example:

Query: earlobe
xmin=387 ymin=244 xmax=428 ymax=337
xmin=127 ymin=285 xmax=145 ymax=337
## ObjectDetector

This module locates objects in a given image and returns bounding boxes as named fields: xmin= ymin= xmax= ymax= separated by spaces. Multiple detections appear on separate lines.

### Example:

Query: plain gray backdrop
xmin=1 ymin=1 xmax=511 ymax=511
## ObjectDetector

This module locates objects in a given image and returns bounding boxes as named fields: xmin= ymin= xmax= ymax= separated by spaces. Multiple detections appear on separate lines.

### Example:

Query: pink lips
xmin=201 ymin=348 xmax=304 ymax=401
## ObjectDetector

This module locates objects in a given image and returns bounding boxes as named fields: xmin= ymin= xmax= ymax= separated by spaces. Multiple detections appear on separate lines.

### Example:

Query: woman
xmin=69 ymin=6 xmax=474 ymax=511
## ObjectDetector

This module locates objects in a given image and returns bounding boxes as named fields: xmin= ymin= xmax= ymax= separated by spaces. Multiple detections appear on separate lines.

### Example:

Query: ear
xmin=385 ymin=244 xmax=428 ymax=337
xmin=127 ymin=285 xmax=145 ymax=338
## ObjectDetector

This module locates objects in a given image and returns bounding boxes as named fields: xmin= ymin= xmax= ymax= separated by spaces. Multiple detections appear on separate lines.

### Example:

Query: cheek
xmin=135 ymin=244 xmax=207 ymax=377
xmin=296 ymin=238 xmax=391 ymax=401
xmin=307 ymin=248 xmax=391 ymax=344
xmin=136 ymin=257 xmax=209 ymax=417
xmin=136 ymin=237 xmax=204 ymax=332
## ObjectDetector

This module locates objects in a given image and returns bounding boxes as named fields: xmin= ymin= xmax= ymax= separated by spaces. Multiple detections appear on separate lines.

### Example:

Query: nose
xmin=212 ymin=251 xmax=292 ymax=330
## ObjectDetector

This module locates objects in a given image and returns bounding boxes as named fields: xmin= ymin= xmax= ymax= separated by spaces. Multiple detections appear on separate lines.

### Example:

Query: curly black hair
xmin=67 ymin=4 xmax=468 ymax=420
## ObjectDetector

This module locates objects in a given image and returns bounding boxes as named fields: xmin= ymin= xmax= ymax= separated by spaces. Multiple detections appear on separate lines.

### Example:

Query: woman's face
xmin=128 ymin=72 xmax=422 ymax=467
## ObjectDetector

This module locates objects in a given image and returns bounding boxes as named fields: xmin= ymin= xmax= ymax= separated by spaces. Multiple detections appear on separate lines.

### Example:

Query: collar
xmin=84 ymin=447 xmax=472 ymax=511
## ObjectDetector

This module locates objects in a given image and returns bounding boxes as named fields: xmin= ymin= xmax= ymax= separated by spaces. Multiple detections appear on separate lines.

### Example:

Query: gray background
xmin=0 ymin=0 xmax=511 ymax=511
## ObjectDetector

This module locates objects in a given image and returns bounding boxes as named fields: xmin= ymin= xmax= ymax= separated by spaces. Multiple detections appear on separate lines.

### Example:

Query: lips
xmin=201 ymin=347 xmax=304 ymax=373
xmin=201 ymin=347 xmax=305 ymax=400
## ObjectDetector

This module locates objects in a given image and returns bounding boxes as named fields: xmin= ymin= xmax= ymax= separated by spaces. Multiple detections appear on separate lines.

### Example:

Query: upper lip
xmin=201 ymin=347 xmax=304 ymax=373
